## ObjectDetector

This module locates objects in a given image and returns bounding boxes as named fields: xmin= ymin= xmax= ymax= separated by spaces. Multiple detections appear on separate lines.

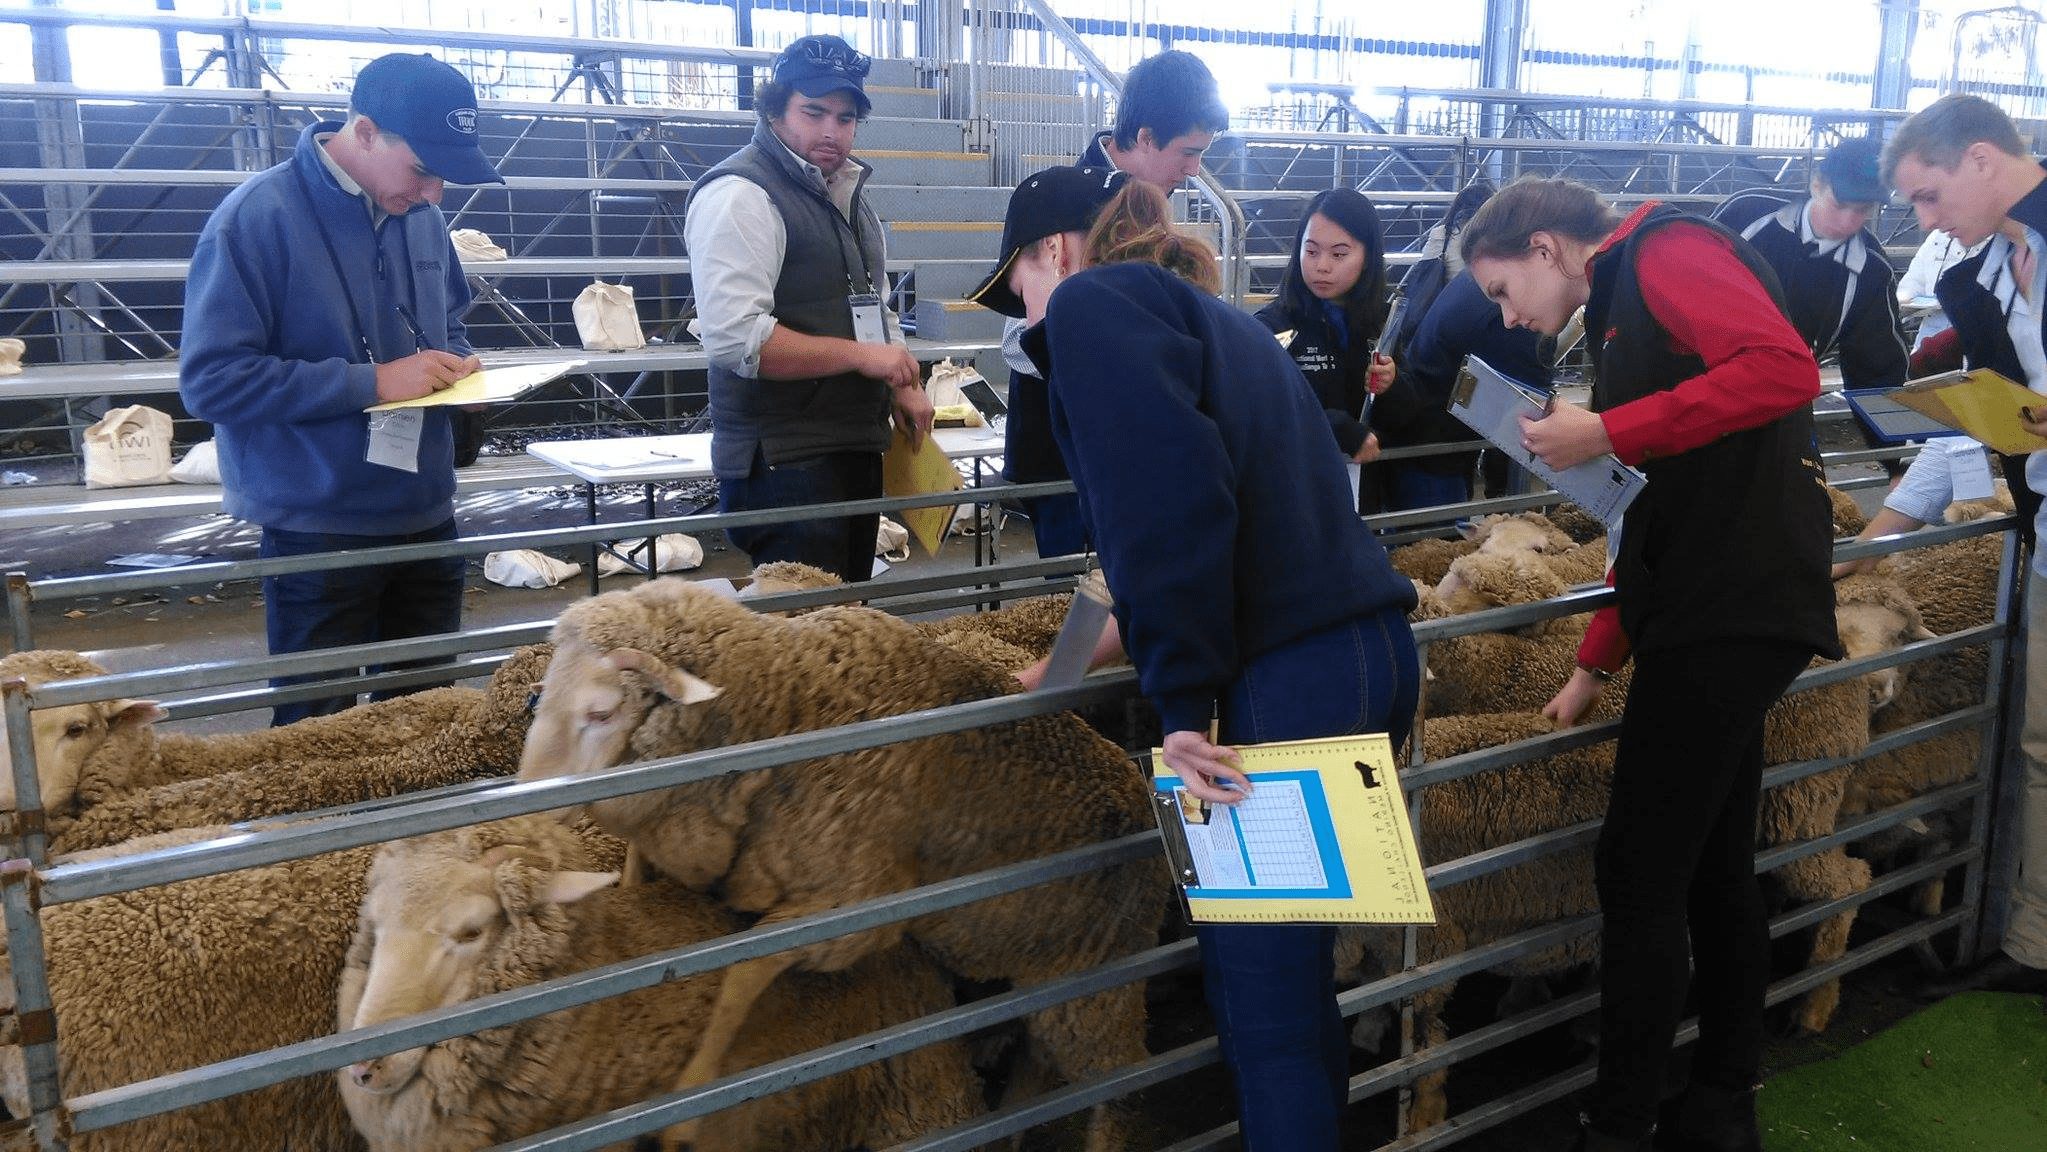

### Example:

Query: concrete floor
xmin=13 ymin=473 xmax=1021 ymax=732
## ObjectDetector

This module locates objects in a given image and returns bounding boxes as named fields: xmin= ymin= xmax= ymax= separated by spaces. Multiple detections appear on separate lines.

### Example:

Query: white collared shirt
xmin=685 ymin=136 xmax=901 ymax=378
xmin=314 ymin=132 xmax=386 ymax=228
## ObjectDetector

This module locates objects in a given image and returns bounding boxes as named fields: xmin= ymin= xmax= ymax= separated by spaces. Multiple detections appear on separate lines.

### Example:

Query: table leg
xmin=643 ymin=483 xmax=658 ymax=584
xmin=584 ymin=481 xmax=600 ymax=597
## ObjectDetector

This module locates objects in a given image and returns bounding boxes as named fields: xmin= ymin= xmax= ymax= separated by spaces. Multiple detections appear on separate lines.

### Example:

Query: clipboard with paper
xmin=366 ymin=360 xmax=588 ymax=411
xmin=881 ymin=428 xmax=964 ymax=557
xmin=1449 ymin=356 xmax=1646 ymax=526
xmin=1150 ymin=733 xmax=1435 ymax=925
xmin=1885 ymin=367 xmax=2047 ymax=456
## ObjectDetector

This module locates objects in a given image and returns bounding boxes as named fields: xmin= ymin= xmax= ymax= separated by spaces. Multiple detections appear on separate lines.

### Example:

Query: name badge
xmin=1945 ymin=438 xmax=1995 ymax=502
xmin=848 ymin=292 xmax=888 ymax=345
xmin=366 ymin=409 xmax=425 ymax=473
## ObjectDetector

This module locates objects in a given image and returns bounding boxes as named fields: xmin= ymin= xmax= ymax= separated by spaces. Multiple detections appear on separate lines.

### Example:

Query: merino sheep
xmin=0 ymin=826 xmax=376 ymax=1151
xmin=1388 ymin=536 xmax=1481 ymax=587
xmin=515 ymin=577 xmax=1163 ymax=1152
xmin=0 ymin=809 xmax=630 ymax=1152
xmin=44 ymin=645 xmax=553 ymax=854
xmin=0 ymin=650 xmax=163 ymax=811
xmin=1336 ymin=710 xmax=1614 ymax=1129
xmin=339 ymin=816 xmax=980 ymax=1152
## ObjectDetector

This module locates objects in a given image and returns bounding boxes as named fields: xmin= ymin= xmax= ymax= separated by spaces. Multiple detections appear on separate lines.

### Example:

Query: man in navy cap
xmin=1713 ymin=136 xmax=1910 ymax=416
xmin=180 ymin=52 xmax=503 ymax=725
xmin=686 ymin=34 xmax=931 ymax=584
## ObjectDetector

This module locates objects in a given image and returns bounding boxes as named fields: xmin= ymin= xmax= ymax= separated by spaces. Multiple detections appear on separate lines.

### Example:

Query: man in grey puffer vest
xmin=686 ymin=34 xmax=932 ymax=583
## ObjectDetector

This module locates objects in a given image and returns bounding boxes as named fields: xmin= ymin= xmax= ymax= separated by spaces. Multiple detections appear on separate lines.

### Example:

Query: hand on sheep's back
xmin=1541 ymin=667 xmax=1607 ymax=728
xmin=1161 ymin=729 xmax=1253 ymax=805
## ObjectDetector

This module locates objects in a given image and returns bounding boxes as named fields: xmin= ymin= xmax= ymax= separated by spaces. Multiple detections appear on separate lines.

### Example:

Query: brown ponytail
xmin=1082 ymin=181 xmax=1223 ymax=295
xmin=1457 ymin=177 xmax=1621 ymax=266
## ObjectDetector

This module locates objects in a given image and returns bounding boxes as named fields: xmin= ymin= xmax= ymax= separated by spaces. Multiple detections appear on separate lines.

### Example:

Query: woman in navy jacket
xmin=1254 ymin=187 xmax=1391 ymax=476
xmin=972 ymin=167 xmax=1420 ymax=1150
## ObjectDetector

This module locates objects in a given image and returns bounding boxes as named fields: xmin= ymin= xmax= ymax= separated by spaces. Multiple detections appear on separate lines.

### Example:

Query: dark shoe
xmin=1571 ymin=1116 xmax=1651 ymax=1151
xmin=1651 ymin=1081 xmax=1762 ymax=1152
xmin=1915 ymin=952 xmax=2047 ymax=1000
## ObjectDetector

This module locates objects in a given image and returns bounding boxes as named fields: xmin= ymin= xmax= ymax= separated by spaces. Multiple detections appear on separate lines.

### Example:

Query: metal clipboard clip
xmin=1150 ymin=787 xmax=1205 ymax=892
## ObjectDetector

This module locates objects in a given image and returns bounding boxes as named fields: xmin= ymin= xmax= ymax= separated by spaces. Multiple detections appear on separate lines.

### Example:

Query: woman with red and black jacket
xmin=1459 ymin=178 xmax=1841 ymax=1152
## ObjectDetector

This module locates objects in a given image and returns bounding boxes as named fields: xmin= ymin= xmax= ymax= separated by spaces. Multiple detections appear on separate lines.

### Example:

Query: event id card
xmin=366 ymin=409 xmax=425 ymax=473
xmin=849 ymin=292 xmax=887 ymax=344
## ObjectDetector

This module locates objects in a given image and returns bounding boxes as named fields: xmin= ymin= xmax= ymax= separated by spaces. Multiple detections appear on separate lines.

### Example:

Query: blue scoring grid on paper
xmin=1153 ymin=769 xmax=1353 ymax=900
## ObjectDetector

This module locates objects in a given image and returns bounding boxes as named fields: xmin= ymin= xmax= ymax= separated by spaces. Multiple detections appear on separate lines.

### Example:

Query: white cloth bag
xmin=168 ymin=439 xmax=221 ymax=485
xmin=597 ymin=533 xmax=705 ymax=577
xmin=573 ymin=281 xmax=647 ymax=351
xmin=449 ymin=228 xmax=508 ymax=261
xmin=483 ymin=549 xmax=584 ymax=589
xmin=82 ymin=404 xmax=173 ymax=488
xmin=0 ymin=337 xmax=24 ymax=376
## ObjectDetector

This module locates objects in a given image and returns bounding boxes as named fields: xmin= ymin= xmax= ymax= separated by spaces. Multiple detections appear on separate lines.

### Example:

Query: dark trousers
xmin=260 ymin=518 xmax=465 ymax=728
xmin=1382 ymin=461 xmax=1473 ymax=514
xmin=1588 ymin=638 xmax=1813 ymax=1138
xmin=1022 ymin=491 xmax=1087 ymax=558
xmin=1198 ymin=607 xmax=1421 ymax=1151
xmin=718 ymin=448 xmax=881 ymax=585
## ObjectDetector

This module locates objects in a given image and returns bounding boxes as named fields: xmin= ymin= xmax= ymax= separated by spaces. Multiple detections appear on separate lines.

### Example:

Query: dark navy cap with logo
xmin=968 ymin=166 xmax=1128 ymax=318
xmin=1818 ymin=136 xmax=1883 ymax=206
xmin=351 ymin=52 xmax=504 ymax=186
xmin=772 ymin=35 xmax=873 ymax=117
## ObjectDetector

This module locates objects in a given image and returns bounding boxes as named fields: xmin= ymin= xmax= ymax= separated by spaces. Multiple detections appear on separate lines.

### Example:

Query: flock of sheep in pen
xmin=0 ymin=480 xmax=2012 ymax=1151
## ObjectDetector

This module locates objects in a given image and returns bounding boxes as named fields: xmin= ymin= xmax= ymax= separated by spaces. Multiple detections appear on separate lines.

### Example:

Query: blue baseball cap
xmin=772 ymin=35 xmax=873 ymax=117
xmin=1818 ymin=136 xmax=1883 ymax=206
xmin=350 ymin=53 xmax=504 ymax=186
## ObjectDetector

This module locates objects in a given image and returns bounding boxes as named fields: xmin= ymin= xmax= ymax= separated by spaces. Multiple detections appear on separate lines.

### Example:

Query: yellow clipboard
xmin=1887 ymin=368 xmax=2047 ymax=456
xmin=880 ymin=428 xmax=963 ymax=557
xmin=366 ymin=360 xmax=587 ymax=411
xmin=1149 ymin=733 xmax=1435 ymax=925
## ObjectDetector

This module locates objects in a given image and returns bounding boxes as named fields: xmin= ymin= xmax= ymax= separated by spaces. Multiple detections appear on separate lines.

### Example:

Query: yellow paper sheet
xmin=881 ymin=428 xmax=963 ymax=557
xmin=1150 ymin=733 xmax=1435 ymax=925
xmin=1887 ymin=368 xmax=2047 ymax=456
xmin=366 ymin=360 xmax=587 ymax=411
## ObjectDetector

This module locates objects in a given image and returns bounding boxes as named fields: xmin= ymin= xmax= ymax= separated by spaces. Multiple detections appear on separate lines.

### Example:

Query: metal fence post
xmin=2 ymin=678 xmax=64 ymax=1150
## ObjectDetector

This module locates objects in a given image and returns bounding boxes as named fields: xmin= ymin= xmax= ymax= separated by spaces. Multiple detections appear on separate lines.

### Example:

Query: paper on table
xmin=366 ymin=360 xmax=587 ymax=411
xmin=881 ymin=428 xmax=963 ymax=557
xmin=1449 ymin=356 xmax=1646 ymax=526
xmin=1887 ymin=367 xmax=2047 ymax=456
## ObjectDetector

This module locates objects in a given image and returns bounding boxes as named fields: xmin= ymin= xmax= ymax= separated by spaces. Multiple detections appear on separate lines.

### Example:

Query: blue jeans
xmin=260 ymin=518 xmax=465 ymax=727
xmin=718 ymin=448 xmax=881 ymax=584
xmin=1197 ymin=606 xmax=1421 ymax=1151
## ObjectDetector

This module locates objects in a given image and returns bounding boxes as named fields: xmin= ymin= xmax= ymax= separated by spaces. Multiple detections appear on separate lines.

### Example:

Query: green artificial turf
xmin=1760 ymin=991 xmax=2047 ymax=1151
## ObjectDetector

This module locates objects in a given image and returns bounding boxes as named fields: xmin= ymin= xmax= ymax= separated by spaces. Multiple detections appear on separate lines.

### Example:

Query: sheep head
xmin=1432 ymin=551 xmax=1569 ymax=616
xmin=516 ymin=640 xmax=722 ymax=788
xmin=1833 ymin=574 xmax=1936 ymax=712
xmin=1461 ymin=513 xmax=1573 ymax=557
xmin=0 ymin=650 xmax=162 ymax=813
xmin=340 ymin=820 xmax=618 ymax=1096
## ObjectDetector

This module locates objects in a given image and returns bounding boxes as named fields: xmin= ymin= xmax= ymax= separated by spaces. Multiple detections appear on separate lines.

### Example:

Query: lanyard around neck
xmin=291 ymin=162 xmax=419 ymax=365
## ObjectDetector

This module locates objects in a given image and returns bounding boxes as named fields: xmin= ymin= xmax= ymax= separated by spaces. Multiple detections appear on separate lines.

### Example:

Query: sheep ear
xmin=542 ymin=870 xmax=619 ymax=906
xmin=107 ymin=700 xmax=165 ymax=732
xmin=605 ymin=649 xmax=722 ymax=705
xmin=1908 ymin=622 xmax=1936 ymax=642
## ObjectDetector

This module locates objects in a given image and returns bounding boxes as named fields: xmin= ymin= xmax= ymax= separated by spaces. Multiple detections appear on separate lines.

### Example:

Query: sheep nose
xmin=348 ymin=1060 xmax=379 ymax=1087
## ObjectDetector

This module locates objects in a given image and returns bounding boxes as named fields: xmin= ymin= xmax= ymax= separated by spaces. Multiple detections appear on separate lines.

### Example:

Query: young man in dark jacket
xmin=1713 ymin=137 xmax=1909 ymax=396
xmin=998 ymin=49 xmax=1229 ymax=557
xmin=1884 ymin=93 xmax=2047 ymax=1006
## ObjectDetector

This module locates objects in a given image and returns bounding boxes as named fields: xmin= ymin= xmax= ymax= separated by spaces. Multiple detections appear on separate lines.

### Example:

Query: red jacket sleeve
xmin=1575 ymin=570 xmax=1630 ymax=673
xmin=1597 ymin=224 xmax=1821 ymax=465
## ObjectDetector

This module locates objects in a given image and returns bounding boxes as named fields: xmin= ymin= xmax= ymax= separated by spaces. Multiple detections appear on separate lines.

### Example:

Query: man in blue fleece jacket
xmin=179 ymin=53 xmax=503 ymax=725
